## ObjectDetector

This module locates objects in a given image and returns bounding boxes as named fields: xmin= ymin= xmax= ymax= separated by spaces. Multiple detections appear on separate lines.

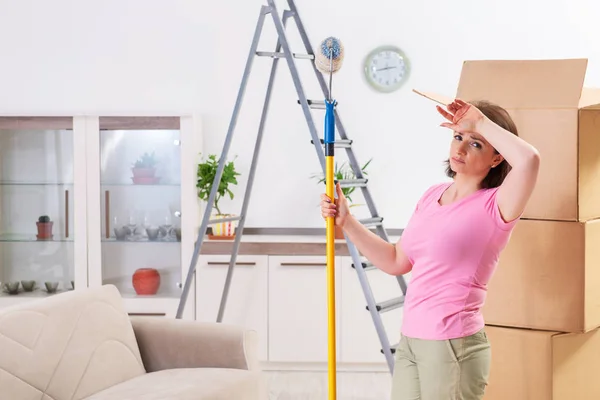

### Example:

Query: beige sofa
xmin=0 ymin=284 xmax=267 ymax=400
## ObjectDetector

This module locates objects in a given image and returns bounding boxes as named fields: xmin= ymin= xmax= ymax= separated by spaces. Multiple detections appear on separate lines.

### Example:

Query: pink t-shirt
xmin=399 ymin=181 xmax=519 ymax=340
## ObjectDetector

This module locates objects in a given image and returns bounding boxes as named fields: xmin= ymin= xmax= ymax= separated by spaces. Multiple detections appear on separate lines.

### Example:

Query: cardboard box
xmin=482 ymin=218 xmax=600 ymax=333
xmin=449 ymin=59 xmax=600 ymax=221
xmin=485 ymin=325 xmax=600 ymax=400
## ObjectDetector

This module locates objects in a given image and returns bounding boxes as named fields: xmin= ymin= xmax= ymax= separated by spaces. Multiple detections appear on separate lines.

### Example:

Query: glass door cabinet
xmin=86 ymin=116 xmax=200 ymax=319
xmin=0 ymin=115 xmax=201 ymax=319
xmin=0 ymin=117 xmax=87 ymax=307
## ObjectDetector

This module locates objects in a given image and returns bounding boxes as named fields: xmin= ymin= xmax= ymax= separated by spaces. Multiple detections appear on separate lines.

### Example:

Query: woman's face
xmin=448 ymin=131 xmax=503 ymax=176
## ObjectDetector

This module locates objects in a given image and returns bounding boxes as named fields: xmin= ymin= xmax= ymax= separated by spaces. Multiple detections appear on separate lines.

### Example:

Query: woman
xmin=320 ymin=98 xmax=540 ymax=400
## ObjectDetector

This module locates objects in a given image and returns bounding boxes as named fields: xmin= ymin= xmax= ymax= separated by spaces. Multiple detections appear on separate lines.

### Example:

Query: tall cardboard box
xmin=456 ymin=58 xmax=600 ymax=221
xmin=482 ymin=219 xmax=600 ymax=333
xmin=485 ymin=325 xmax=600 ymax=400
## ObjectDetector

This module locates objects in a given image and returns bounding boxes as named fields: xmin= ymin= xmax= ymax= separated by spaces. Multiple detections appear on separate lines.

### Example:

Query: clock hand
xmin=376 ymin=66 xmax=397 ymax=71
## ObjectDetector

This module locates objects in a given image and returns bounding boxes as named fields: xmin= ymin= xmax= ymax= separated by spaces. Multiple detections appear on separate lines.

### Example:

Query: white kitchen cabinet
xmin=195 ymin=254 xmax=269 ymax=361
xmin=339 ymin=256 xmax=404 ymax=364
xmin=268 ymin=255 xmax=342 ymax=363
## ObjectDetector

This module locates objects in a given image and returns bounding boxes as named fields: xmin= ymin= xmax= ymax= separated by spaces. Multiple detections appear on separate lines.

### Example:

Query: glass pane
xmin=100 ymin=124 xmax=181 ymax=299
xmin=0 ymin=124 xmax=75 ymax=301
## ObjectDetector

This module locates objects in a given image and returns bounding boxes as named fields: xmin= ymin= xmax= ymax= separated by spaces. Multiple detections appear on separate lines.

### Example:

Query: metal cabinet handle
xmin=280 ymin=262 xmax=327 ymax=267
xmin=105 ymin=190 xmax=110 ymax=239
xmin=65 ymin=190 xmax=69 ymax=238
xmin=207 ymin=261 xmax=256 ymax=266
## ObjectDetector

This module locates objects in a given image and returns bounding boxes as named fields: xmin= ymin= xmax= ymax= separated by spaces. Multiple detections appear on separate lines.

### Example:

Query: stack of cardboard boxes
xmin=453 ymin=58 xmax=600 ymax=399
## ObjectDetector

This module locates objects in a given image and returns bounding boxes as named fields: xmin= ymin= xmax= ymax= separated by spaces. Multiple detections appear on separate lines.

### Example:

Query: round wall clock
xmin=363 ymin=45 xmax=410 ymax=93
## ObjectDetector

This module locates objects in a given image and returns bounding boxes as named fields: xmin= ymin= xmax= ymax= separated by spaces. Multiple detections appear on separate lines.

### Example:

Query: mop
xmin=315 ymin=36 xmax=344 ymax=400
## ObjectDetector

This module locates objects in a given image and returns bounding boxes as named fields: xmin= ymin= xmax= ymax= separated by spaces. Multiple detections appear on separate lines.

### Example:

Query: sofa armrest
xmin=130 ymin=317 xmax=260 ymax=373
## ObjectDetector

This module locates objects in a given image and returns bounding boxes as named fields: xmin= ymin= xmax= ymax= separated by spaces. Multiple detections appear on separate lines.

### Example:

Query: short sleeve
xmin=483 ymin=187 xmax=521 ymax=231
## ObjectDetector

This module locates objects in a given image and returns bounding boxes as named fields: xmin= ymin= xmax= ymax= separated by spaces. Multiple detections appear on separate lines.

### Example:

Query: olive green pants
xmin=391 ymin=329 xmax=491 ymax=400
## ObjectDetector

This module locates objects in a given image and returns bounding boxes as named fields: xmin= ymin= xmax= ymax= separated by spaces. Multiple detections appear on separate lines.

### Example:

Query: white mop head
xmin=315 ymin=37 xmax=344 ymax=74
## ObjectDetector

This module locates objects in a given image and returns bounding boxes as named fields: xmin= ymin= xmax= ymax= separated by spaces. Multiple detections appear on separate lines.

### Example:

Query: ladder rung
xmin=209 ymin=215 xmax=242 ymax=224
xmin=358 ymin=217 xmax=383 ymax=227
xmin=311 ymin=138 xmax=353 ymax=148
xmin=297 ymin=99 xmax=337 ymax=110
xmin=257 ymin=51 xmax=314 ymax=59
xmin=366 ymin=296 xmax=404 ymax=313
xmin=351 ymin=261 xmax=376 ymax=271
xmin=337 ymin=179 xmax=368 ymax=188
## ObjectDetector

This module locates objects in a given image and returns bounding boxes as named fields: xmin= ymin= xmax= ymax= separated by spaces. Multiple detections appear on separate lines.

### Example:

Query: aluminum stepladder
xmin=175 ymin=0 xmax=408 ymax=374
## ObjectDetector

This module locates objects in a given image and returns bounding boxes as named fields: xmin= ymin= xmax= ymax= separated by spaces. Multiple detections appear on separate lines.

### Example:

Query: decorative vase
xmin=131 ymin=167 xmax=160 ymax=185
xmin=132 ymin=268 xmax=160 ymax=295
xmin=36 ymin=221 xmax=53 ymax=240
xmin=208 ymin=213 xmax=237 ymax=240
xmin=131 ymin=167 xmax=156 ymax=178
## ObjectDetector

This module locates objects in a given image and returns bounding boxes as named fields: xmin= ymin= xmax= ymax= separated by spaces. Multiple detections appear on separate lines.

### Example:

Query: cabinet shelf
xmin=0 ymin=289 xmax=69 ymax=298
xmin=120 ymin=289 xmax=181 ymax=299
xmin=101 ymin=182 xmax=181 ymax=187
xmin=0 ymin=289 xmax=71 ymax=307
xmin=0 ymin=234 xmax=74 ymax=243
xmin=0 ymin=181 xmax=73 ymax=186
xmin=101 ymin=237 xmax=181 ymax=243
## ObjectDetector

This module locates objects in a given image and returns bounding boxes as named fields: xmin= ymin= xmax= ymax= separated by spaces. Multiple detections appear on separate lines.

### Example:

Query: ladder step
xmin=208 ymin=215 xmax=242 ymax=224
xmin=311 ymin=138 xmax=353 ymax=148
xmin=358 ymin=217 xmax=383 ymax=227
xmin=366 ymin=296 xmax=404 ymax=313
xmin=351 ymin=261 xmax=376 ymax=271
xmin=297 ymin=99 xmax=337 ymax=110
xmin=257 ymin=51 xmax=314 ymax=59
xmin=338 ymin=179 xmax=368 ymax=188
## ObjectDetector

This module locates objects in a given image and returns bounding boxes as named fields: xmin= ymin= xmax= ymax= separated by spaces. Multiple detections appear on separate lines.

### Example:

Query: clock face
xmin=364 ymin=46 xmax=410 ymax=93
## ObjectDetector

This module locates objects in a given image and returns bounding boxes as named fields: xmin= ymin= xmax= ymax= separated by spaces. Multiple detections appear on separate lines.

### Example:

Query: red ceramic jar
xmin=132 ymin=268 xmax=160 ymax=295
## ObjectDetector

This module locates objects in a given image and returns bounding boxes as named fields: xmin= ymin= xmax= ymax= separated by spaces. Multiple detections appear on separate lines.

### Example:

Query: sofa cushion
xmin=0 ymin=285 xmax=146 ymax=400
xmin=83 ymin=368 xmax=266 ymax=400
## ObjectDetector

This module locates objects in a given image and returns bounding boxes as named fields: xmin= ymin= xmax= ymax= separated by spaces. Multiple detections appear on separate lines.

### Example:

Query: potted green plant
xmin=131 ymin=152 xmax=159 ymax=184
xmin=36 ymin=215 xmax=53 ymax=240
xmin=311 ymin=158 xmax=372 ymax=238
xmin=196 ymin=154 xmax=241 ymax=239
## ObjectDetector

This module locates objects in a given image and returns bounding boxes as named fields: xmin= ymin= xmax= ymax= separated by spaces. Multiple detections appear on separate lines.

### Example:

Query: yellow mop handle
xmin=324 ymin=99 xmax=337 ymax=399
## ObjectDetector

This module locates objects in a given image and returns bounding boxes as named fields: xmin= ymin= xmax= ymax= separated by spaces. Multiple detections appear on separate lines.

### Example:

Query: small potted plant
xmin=196 ymin=154 xmax=241 ymax=239
xmin=131 ymin=152 xmax=159 ymax=184
xmin=36 ymin=215 xmax=53 ymax=240
xmin=311 ymin=158 xmax=372 ymax=239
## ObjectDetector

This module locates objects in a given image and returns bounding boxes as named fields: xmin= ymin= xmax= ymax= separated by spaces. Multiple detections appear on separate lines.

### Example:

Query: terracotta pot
xmin=36 ymin=221 xmax=53 ymax=240
xmin=132 ymin=268 xmax=160 ymax=295
xmin=335 ymin=225 xmax=344 ymax=239
xmin=131 ymin=167 xmax=156 ymax=178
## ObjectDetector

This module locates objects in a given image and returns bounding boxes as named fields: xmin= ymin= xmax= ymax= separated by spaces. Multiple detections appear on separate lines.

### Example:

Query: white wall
xmin=0 ymin=0 xmax=599 ymax=229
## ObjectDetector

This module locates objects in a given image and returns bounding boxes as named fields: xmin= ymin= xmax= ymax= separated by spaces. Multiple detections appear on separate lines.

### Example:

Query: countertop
xmin=199 ymin=234 xmax=402 ymax=256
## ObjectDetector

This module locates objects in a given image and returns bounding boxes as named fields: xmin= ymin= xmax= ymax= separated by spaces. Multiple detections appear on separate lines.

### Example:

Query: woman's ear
xmin=491 ymin=154 xmax=504 ymax=168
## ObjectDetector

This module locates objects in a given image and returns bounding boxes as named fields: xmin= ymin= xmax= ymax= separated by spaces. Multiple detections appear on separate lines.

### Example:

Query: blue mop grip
xmin=324 ymin=100 xmax=336 ymax=146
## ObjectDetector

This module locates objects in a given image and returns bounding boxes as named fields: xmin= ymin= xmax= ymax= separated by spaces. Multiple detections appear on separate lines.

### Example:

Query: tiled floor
xmin=265 ymin=371 xmax=392 ymax=400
